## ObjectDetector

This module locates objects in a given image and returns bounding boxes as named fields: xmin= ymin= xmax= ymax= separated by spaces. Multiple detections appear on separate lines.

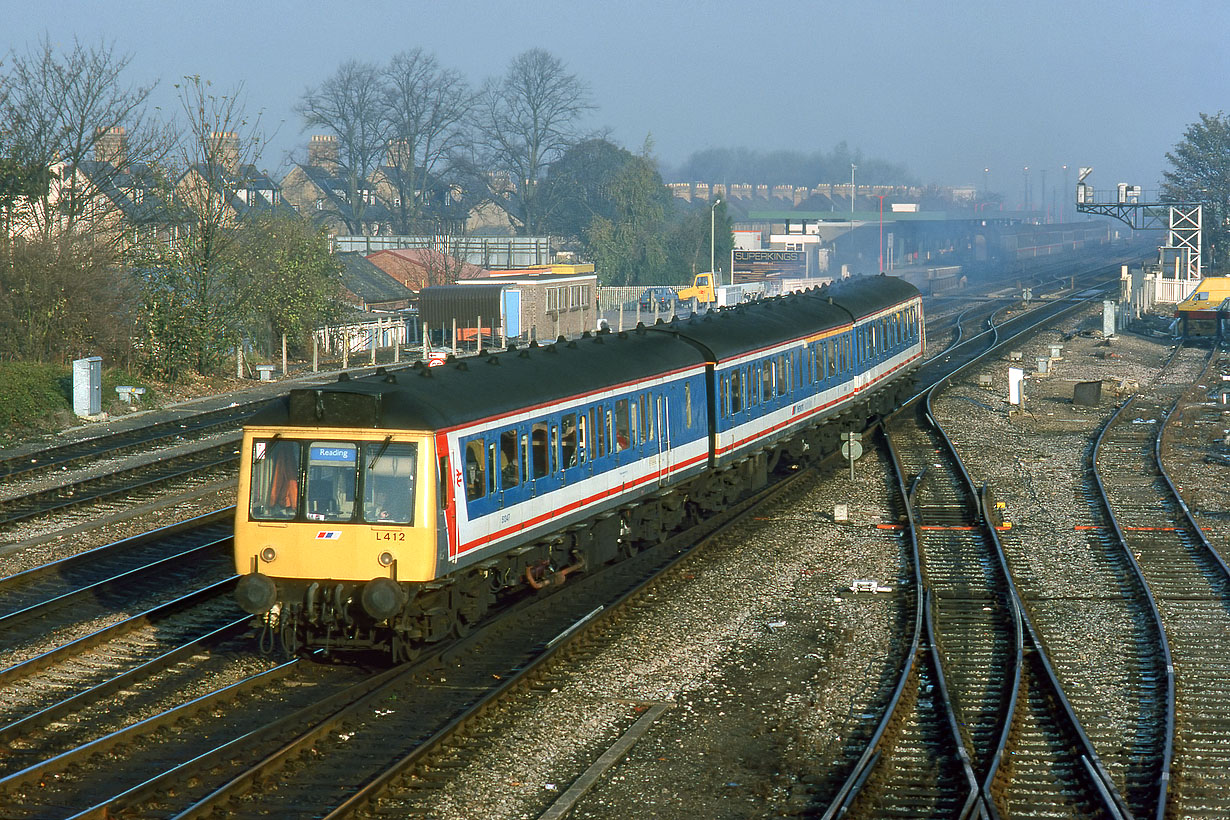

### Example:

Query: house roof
xmin=366 ymin=247 xmax=488 ymax=291
xmin=337 ymin=252 xmax=413 ymax=305
xmin=183 ymin=162 xmax=297 ymax=220
xmin=295 ymin=163 xmax=393 ymax=224
xmin=74 ymin=160 xmax=177 ymax=224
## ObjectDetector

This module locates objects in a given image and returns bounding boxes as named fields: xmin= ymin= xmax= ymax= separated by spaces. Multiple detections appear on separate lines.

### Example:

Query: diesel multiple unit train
xmin=234 ymin=275 xmax=925 ymax=660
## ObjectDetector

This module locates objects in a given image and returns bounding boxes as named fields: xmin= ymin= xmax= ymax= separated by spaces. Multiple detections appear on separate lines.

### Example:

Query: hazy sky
xmin=7 ymin=0 xmax=1228 ymax=208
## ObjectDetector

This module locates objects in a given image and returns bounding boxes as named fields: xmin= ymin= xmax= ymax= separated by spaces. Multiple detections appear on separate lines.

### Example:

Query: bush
xmin=0 ymin=361 xmax=75 ymax=442
xmin=0 ymin=361 xmax=162 ymax=444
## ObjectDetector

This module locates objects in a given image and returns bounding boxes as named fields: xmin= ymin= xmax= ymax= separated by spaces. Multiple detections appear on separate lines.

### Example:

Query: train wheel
xmin=392 ymin=634 xmax=420 ymax=664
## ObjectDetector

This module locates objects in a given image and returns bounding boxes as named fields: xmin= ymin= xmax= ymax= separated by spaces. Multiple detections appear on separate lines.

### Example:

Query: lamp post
xmin=710 ymin=197 xmax=722 ymax=284
xmin=1023 ymin=165 xmax=1030 ymax=211
xmin=877 ymin=194 xmax=886 ymax=273
xmin=1061 ymin=165 xmax=1069 ymax=223
xmin=850 ymin=164 xmax=857 ymax=213
xmin=984 ymin=167 xmax=989 ymax=195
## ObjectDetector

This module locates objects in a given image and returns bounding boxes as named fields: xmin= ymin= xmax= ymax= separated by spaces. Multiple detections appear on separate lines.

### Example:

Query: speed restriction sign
xmin=841 ymin=440 xmax=863 ymax=460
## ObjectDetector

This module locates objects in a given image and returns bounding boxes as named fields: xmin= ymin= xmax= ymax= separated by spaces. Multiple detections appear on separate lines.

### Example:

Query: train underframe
xmin=246 ymin=376 xmax=914 ymax=663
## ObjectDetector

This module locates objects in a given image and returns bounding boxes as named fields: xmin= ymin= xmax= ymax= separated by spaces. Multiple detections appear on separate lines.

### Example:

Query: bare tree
xmin=135 ymin=75 xmax=268 ymax=377
xmin=1 ymin=36 xmax=167 ymax=249
xmin=382 ymin=49 xmax=473 ymax=234
xmin=297 ymin=60 xmax=388 ymax=234
xmin=472 ymin=48 xmax=594 ymax=235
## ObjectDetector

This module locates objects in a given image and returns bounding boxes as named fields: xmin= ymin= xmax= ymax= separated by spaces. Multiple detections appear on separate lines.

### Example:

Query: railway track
xmin=824 ymin=294 xmax=1132 ymax=817
xmin=1093 ymin=344 xmax=1230 ymax=818
xmin=0 ymin=400 xmax=266 ymax=485
xmin=0 ymin=462 xmax=815 ymax=818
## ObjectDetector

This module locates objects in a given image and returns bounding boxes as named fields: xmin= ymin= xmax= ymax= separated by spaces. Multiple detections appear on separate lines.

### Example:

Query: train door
xmin=529 ymin=419 xmax=563 ymax=498
xmin=656 ymin=394 xmax=671 ymax=486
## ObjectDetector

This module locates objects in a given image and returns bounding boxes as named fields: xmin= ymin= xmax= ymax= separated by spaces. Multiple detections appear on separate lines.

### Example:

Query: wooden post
xmin=477 ymin=315 xmax=483 ymax=353
xmin=237 ymin=345 xmax=243 ymax=378
xmin=619 ymin=302 xmax=624 ymax=332
xmin=312 ymin=336 xmax=319 ymax=372
xmin=282 ymin=334 xmax=287 ymax=375
xmin=343 ymin=328 xmax=349 ymax=369
xmin=452 ymin=318 xmax=458 ymax=355
xmin=370 ymin=323 xmax=377 ymax=365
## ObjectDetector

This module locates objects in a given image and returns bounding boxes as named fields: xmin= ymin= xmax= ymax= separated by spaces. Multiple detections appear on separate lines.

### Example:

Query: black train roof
xmin=248 ymin=275 xmax=919 ymax=433
xmin=656 ymin=274 xmax=919 ymax=361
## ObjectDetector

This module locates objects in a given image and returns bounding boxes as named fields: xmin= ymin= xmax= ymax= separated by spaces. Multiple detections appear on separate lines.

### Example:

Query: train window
xmin=827 ymin=340 xmax=836 ymax=377
xmin=761 ymin=360 xmax=773 ymax=400
xmin=532 ymin=422 xmax=549 ymax=479
xmin=305 ymin=441 xmax=357 ymax=522
xmin=464 ymin=440 xmax=486 ymax=501
xmin=520 ymin=434 xmax=530 ymax=483
xmin=615 ymin=400 xmax=630 ymax=451
xmin=363 ymin=442 xmax=417 ymax=524
xmin=249 ymin=438 xmax=301 ymax=521
xmin=550 ymin=424 xmax=559 ymax=474
xmin=629 ymin=400 xmax=640 ymax=446
xmin=562 ymin=414 xmax=579 ymax=467
xmin=730 ymin=369 xmax=743 ymax=413
xmin=750 ymin=368 xmax=759 ymax=406
xmin=685 ymin=382 xmax=693 ymax=428
xmin=577 ymin=414 xmax=589 ymax=464
xmin=594 ymin=408 xmax=607 ymax=458
xmin=778 ymin=354 xmax=789 ymax=396
xmin=499 ymin=430 xmax=519 ymax=488
xmin=487 ymin=442 xmax=498 ymax=495
xmin=719 ymin=376 xmax=727 ymax=417
xmin=437 ymin=455 xmax=449 ymax=512
xmin=645 ymin=394 xmax=655 ymax=439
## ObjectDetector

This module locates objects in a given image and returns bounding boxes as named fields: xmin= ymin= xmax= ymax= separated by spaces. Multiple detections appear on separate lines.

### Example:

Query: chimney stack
xmin=309 ymin=134 xmax=339 ymax=168
xmin=211 ymin=131 xmax=240 ymax=172
xmin=94 ymin=126 xmax=128 ymax=170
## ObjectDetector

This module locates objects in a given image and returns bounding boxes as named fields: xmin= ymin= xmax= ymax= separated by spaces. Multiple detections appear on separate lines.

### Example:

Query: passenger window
xmin=645 ymin=394 xmax=655 ymax=439
xmin=520 ymin=434 xmax=530 ymax=482
xmin=604 ymin=408 xmax=614 ymax=455
xmin=487 ymin=442 xmax=498 ymax=495
xmin=465 ymin=439 xmax=486 ymax=501
xmin=685 ymin=383 xmax=692 ymax=428
xmin=730 ymin=370 xmax=743 ymax=413
xmin=305 ymin=441 xmax=357 ymax=522
xmin=364 ymin=442 xmax=417 ymax=524
xmin=778 ymin=354 xmax=789 ymax=396
xmin=499 ymin=430 xmax=519 ymax=488
xmin=532 ymin=422 xmax=548 ymax=479
xmin=762 ymin=360 xmax=773 ymax=399
xmin=615 ymin=400 xmax=630 ymax=451
xmin=250 ymin=438 xmax=300 ymax=521
xmin=550 ymin=424 xmax=559 ymax=473
xmin=562 ymin=414 xmax=578 ymax=467
xmin=577 ymin=413 xmax=589 ymax=464
xmin=629 ymin=400 xmax=640 ymax=447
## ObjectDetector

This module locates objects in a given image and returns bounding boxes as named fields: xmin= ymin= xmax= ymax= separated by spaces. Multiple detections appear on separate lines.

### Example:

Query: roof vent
xmin=581 ymin=330 xmax=592 ymax=338
xmin=529 ymin=340 xmax=539 ymax=348
xmin=375 ymin=366 xmax=387 ymax=376
xmin=507 ymin=342 xmax=517 ymax=351
xmin=567 ymin=340 xmax=578 ymax=349
xmin=618 ymin=330 xmax=628 ymax=339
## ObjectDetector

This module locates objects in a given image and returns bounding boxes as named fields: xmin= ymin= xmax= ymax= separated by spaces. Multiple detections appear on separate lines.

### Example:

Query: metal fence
xmin=332 ymin=235 xmax=551 ymax=269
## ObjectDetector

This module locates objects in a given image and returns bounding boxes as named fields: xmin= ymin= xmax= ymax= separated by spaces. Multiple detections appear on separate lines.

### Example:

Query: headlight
xmin=378 ymin=551 xmax=394 ymax=567
xmin=260 ymin=547 xmax=277 ymax=563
